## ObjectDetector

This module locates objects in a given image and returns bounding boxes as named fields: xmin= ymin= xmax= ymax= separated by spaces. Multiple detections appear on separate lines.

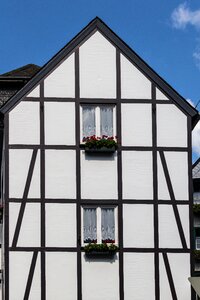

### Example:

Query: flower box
xmin=85 ymin=251 xmax=116 ymax=258
xmin=84 ymin=146 xmax=116 ymax=153
xmin=81 ymin=135 xmax=117 ymax=154
xmin=84 ymin=243 xmax=119 ymax=258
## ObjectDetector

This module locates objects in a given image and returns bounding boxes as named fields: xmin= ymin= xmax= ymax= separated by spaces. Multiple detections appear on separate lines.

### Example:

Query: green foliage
xmin=84 ymin=243 xmax=119 ymax=253
xmin=83 ymin=135 xmax=117 ymax=149
xmin=194 ymin=250 xmax=200 ymax=260
xmin=193 ymin=204 xmax=200 ymax=215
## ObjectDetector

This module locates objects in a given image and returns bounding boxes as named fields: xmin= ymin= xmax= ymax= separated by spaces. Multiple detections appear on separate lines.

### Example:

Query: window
xmin=81 ymin=105 xmax=116 ymax=141
xmin=82 ymin=206 xmax=118 ymax=245
xmin=196 ymin=228 xmax=200 ymax=249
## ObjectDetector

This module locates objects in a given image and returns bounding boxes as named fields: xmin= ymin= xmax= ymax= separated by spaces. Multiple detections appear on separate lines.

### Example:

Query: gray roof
xmin=193 ymin=158 xmax=200 ymax=179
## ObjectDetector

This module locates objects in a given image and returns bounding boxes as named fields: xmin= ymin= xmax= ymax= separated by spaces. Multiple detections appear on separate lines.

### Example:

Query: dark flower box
xmin=85 ymin=251 xmax=116 ymax=258
xmin=84 ymin=146 xmax=116 ymax=153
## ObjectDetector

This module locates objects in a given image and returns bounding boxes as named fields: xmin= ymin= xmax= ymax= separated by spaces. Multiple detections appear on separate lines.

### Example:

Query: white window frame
xmin=81 ymin=205 xmax=118 ymax=246
xmin=80 ymin=105 xmax=116 ymax=142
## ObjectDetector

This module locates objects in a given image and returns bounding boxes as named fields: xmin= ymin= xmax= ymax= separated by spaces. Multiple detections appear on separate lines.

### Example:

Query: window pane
xmin=101 ymin=208 xmax=115 ymax=243
xmin=83 ymin=208 xmax=97 ymax=243
xmin=100 ymin=106 xmax=113 ymax=137
xmin=82 ymin=106 xmax=95 ymax=138
xmin=196 ymin=237 xmax=200 ymax=249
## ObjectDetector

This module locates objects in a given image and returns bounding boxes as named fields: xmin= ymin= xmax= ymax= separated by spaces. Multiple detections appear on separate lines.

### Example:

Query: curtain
xmin=83 ymin=208 xmax=97 ymax=243
xmin=101 ymin=208 xmax=115 ymax=242
xmin=100 ymin=106 xmax=113 ymax=137
xmin=82 ymin=106 xmax=96 ymax=138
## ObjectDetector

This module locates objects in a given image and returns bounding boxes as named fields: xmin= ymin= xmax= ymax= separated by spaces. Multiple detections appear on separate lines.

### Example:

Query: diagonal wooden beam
xmin=159 ymin=151 xmax=187 ymax=249
xmin=162 ymin=253 xmax=178 ymax=300
xmin=12 ymin=149 xmax=38 ymax=248
xmin=23 ymin=251 xmax=38 ymax=300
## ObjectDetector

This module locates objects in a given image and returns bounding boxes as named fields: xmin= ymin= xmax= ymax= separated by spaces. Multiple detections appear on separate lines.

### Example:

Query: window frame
xmin=81 ymin=205 xmax=118 ymax=246
xmin=80 ymin=104 xmax=116 ymax=142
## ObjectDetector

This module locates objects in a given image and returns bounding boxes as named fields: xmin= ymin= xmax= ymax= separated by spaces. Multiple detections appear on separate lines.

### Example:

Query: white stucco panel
xmin=158 ymin=205 xmax=182 ymax=248
xmin=121 ymin=103 xmax=152 ymax=146
xmin=156 ymin=88 xmax=169 ymax=100
xmin=46 ymin=203 xmax=76 ymax=247
xmin=121 ymin=54 xmax=151 ymax=99
xmin=157 ymin=104 xmax=187 ymax=147
xmin=81 ymin=151 xmax=118 ymax=199
xmin=165 ymin=151 xmax=188 ymax=200
xmin=28 ymin=151 xmax=40 ymax=198
xmin=82 ymin=253 xmax=119 ymax=300
xmin=10 ymin=252 xmax=40 ymax=300
xmin=45 ymin=150 xmax=76 ymax=198
xmin=159 ymin=254 xmax=173 ymax=300
xmin=9 ymin=101 xmax=40 ymax=144
xmin=9 ymin=203 xmax=20 ymax=246
xmin=124 ymin=253 xmax=155 ymax=300
xmin=46 ymin=252 xmax=77 ymax=300
xmin=80 ymin=31 xmax=116 ymax=98
xmin=28 ymin=253 xmax=41 ymax=300
xmin=44 ymin=53 xmax=75 ymax=97
xmin=122 ymin=151 xmax=153 ymax=199
xmin=9 ymin=149 xmax=32 ymax=198
xmin=157 ymin=153 xmax=170 ymax=200
xmin=168 ymin=253 xmax=191 ymax=300
xmin=17 ymin=203 xmax=40 ymax=247
xmin=123 ymin=204 xmax=154 ymax=247
xmin=27 ymin=85 xmax=40 ymax=97
xmin=45 ymin=102 xmax=75 ymax=145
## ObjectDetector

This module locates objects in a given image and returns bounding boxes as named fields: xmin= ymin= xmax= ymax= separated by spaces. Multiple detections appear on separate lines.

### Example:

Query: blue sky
xmin=1 ymin=0 xmax=200 ymax=160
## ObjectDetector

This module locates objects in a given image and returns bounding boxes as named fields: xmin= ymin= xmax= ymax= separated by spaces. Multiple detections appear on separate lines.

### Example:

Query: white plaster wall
xmin=122 ymin=151 xmax=153 ymax=199
xmin=45 ymin=150 xmax=76 ymax=198
xmin=9 ymin=203 xmax=40 ymax=247
xmin=46 ymin=252 xmax=77 ymax=300
xmin=29 ymin=253 xmax=41 ymax=300
xmin=168 ymin=253 xmax=191 ymax=300
xmin=46 ymin=203 xmax=76 ymax=247
xmin=165 ymin=152 xmax=188 ymax=200
xmin=159 ymin=254 xmax=173 ymax=300
xmin=44 ymin=53 xmax=75 ymax=97
xmin=28 ymin=151 xmax=40 ymax=198
xmin=10 ymin=252 xmax=40 ymax=300
xmin=27 ymin=85 xmax=40 ymax=97
xmin=157 ymin=153 xmax=170 ymax=200
xmin=124 ymin=253 xmax=155 ymax=300
xmin=178 ymin=205 xmax=190 ymax=248
xmin=121 ymin=54 xmax=151 ymax=99
xmin=82 ymin=253 xmax=119 ymax=300
xmin=123 ymin=204 xmax=154 ymax=247
xmin=9 ymin=203 xmax=20 ymax=246
xmin=121 ymin=104 xmax=152 ymax=146
xmin=9 ymin=149 xmax=32 ymax=198
xmin=44 ymin=102 xmax=75 ymax=145
xmin=158 ymin=205 xmax=182 ymax=248
xmin=81 ymin=151 xmax=118 ymax=199
xmin=79 ymin=31 xmax=116 ymax=98
xmin=156 ymin=88 xmax=169 ymax=100
xmin=157 ymin=104 xmax=187 ymax=147
xmin=9 ymin=102 xmax=40 ymax=144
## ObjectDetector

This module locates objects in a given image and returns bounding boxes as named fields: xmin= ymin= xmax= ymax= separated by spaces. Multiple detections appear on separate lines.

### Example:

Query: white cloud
xmin=193 ymin=47 xmax=200 ymax=69
xmin=192 ymin=120 xmax=200 ymax=155
xmin=187 ymin=98 xmax=195 ymax=106
xmin=171 ymin=3 xmax=200 ymax=29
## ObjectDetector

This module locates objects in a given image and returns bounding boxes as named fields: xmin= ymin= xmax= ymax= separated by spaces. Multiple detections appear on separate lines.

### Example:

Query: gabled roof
xmin=0 ymin=64 xmax=40 ymax=78
xmin=0 ymin=17 xmax=199 ymax=126
xmin=193 ymin=158 xmax=200 ymax=179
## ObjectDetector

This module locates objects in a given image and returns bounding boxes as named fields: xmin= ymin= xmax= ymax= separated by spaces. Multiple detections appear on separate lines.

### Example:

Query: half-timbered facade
xmin=0 ymin=17 xmax=199 ymax=300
